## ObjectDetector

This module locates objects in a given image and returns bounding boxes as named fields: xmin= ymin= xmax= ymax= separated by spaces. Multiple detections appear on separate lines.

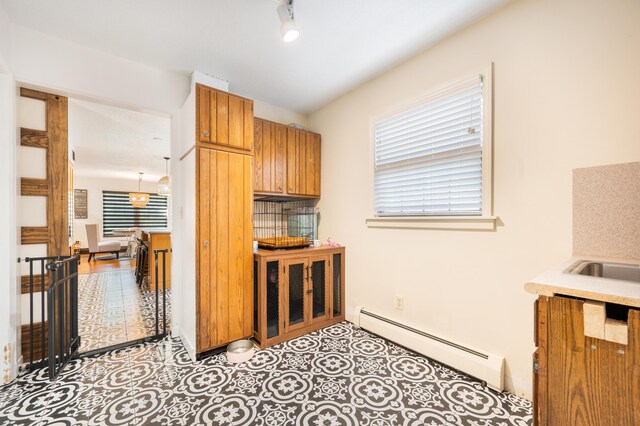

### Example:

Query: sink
xmin=570 ymin=261 xmax=640 ymax=283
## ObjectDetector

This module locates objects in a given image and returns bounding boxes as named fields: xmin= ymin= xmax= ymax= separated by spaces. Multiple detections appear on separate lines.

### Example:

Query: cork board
xmin=573 ymin=162 xmax=640 ymax=260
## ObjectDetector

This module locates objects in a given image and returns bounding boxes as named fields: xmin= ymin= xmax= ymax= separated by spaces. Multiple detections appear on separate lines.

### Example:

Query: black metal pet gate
xmin=21 ymin=248 xmax=170 ymax=380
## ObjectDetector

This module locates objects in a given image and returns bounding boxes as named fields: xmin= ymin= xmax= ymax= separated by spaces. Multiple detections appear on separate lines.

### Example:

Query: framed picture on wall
xmin=74 ymin=189 xmax=88 ymax=219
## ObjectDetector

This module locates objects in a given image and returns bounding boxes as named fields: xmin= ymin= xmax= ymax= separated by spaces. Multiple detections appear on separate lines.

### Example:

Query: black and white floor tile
xmin=78 ymin=271 xmax=171 ymax=352
xmin=0 ymin=323 xmax=532 ymax=425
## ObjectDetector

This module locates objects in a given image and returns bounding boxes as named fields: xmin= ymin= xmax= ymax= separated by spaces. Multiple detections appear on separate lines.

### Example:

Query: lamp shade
xmin=129 ymin=172 xmax=150 ymax=208
xmin=157 ymin=157 xmax=171 ymax=195
xmin=157 ymin=175 xmax=171 ymax=195
xmin=129 ymin=192 xmax=149 ymax=208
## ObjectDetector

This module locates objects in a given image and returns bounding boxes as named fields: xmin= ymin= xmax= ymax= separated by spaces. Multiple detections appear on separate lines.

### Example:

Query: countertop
xmin=525 ymin=256 xmax=640 ymax=308
xmin=138 ymin=228 xmax=172 ymax=235
xmin=254 ymin=245 xmax=345 ymax=257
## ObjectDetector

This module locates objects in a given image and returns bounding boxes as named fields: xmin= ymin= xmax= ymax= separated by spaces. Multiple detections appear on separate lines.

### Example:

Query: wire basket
xmin=254 ymin=198 xmax=318 ymax=250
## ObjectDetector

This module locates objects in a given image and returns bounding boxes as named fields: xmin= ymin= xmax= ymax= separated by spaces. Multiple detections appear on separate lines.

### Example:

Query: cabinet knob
xmin=306 ymin=289 xmax=313 ymax=295
xmin=203 ymin=240 xmax=209 ymax=247
xmin=203 ymin=131 xmax=210 ymax=137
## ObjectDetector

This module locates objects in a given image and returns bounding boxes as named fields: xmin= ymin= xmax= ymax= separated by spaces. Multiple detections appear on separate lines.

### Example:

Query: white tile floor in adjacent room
xmin=78 ymin=270 xmax=171 ymax=353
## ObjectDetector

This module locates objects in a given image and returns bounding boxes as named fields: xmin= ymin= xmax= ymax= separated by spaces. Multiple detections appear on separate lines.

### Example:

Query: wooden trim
xmin=20 ymin=87 xmax=48 ymax=101
xmin=196 ymin=141 xmax=254 ymax=156
xmin=21 ymin=274 xmax=52 ymax=294
xmin=628 ymin=309 xmax=640 ymax=424
xmin=45 ymin=93 xmax=69 ymax=257
xmin=535 ymin=296 xmax=549 ymax=426
xmin=21 ymin=226 xmax=49 ymax=244
xmin=21 ymin=321 xmax=48 ymax=364
xmin=21 ymin=178 xmax=49 ymax=196
xmin=21 ymin=128 xmax=49 ymax=148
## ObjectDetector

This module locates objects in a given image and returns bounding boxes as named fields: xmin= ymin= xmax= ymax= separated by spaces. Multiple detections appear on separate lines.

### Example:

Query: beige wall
xmin=308 ymin=0 xmax=640 ymax=397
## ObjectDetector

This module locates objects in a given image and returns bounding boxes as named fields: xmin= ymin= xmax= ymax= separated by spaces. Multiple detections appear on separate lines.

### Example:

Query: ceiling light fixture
xmin=129 ymin=172 xmax=150 ymax=208
xmin=157 ymin=157 xmax=171 ymax=196
xmin=277 ymin=0 xmax=299 ymax=42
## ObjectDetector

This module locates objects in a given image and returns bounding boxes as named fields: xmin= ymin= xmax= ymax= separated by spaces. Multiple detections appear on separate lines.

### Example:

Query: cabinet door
xmin=284 ymin=258 xmax=309 ymax=333
xmin=197 ymin=147 xmax=253 ymax=352
xmin=308 ymin=255 xmax=330 ymax=325
xmin=306 ymin=132 xmax=321 ymax=197
xmin=254 ymin=119 xmax=286 ymax=194
xmin=286 ymin=128 xmax=320 ymax=197
xmin=196 ymin=84 xmax=253 ymax=153
xmin=265 ymin=260 xmax=282 ymax=340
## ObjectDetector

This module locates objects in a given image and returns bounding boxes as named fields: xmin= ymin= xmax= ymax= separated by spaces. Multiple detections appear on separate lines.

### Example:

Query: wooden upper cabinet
xmin=287 ymin=127 xmax=321 ymax=198
xmin=196 ymin=83 xmax=254 ymax=153
xmin=254 ymin=118 xmax=286 ymax=194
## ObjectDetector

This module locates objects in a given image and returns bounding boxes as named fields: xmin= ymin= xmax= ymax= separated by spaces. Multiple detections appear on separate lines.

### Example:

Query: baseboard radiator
xmin=353 ymin=306 xmax=504 ymax=391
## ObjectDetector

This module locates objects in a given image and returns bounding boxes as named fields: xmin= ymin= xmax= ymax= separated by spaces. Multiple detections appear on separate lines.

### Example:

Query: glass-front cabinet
xmin=253 ymin=247 xmax=345 ymax=348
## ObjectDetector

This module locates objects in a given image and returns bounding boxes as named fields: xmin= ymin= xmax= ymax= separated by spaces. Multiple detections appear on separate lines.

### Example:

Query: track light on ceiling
xmin=277 ymin=0 xmax=299 ymax=42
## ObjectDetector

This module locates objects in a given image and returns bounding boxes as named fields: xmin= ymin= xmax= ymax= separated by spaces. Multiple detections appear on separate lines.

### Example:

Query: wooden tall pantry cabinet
xmin=194 ymin=83 xmax=254 ymax=354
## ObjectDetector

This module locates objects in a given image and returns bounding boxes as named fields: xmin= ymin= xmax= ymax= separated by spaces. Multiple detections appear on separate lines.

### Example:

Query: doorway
xmin=68 ymin=98 xmax=172 ymax=354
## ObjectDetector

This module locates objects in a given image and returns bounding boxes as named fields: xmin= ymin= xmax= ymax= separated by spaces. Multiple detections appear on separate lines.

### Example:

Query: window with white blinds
xmin=374 ymin=75 xmax=484 ymax=216
xmin=102 ymin=191 xmax=168 ymax=237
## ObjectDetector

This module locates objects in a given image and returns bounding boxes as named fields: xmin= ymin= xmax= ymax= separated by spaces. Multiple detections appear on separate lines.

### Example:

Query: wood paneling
xmin=21 ymin=322 xmax=48 ymax=364
xmin=275 ymin=124 xmax=286 ymax=193
xmin=46 ymin=93 xmax=69 ymax=257
xmin=21 ymin=274 xmax=52 ymax=294
xmin=243 ymin=100 xmax=253 ymax=152
xmin=287 ymin=127 xmax=299 ymax=195
xmin=629 ymin=309 xmax=640 ymax=423
xmin=21 ymin=227 xmax=49 ymax=244
xmin=21 ymin=178 xmax=49 ymax=196
xmin=20 ymin=128 xmax=48 ymax=148
xmin=217 ymin=92 xmax=229 ymax=146
xmin=196 ymin=84 xmax=253 ymax=154
xmin=537 ymin=296 xmax=640 ymax=425
xmin=254 ymin=118 xmax=263 ymax=191
xmin=196 ymin=147 xmax=253 ymax=353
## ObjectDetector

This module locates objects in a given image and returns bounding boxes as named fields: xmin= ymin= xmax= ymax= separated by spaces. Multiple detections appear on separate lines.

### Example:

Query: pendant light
xmin=277 ymin=0 xmax=299 ymax=42
xmin=129 ymin=172 xmax=150 ymax=208
xmin=157 ymin=157 xmax=171 ymax=195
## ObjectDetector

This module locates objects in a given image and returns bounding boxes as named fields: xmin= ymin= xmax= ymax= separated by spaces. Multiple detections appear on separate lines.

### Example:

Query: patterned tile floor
xmin=0 ymin=323 xmax=532 ymax=425
xmin=78 ymin=271 xmax=171 ymax=353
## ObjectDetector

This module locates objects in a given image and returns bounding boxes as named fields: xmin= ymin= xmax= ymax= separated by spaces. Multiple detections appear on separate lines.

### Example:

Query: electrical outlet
xmin=395 ymin=295 xmax=404 ymax=311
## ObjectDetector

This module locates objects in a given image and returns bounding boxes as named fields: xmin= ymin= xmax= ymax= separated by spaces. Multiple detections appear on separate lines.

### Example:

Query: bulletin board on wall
xmin=74 ymin=189 xmax=88 ymax=219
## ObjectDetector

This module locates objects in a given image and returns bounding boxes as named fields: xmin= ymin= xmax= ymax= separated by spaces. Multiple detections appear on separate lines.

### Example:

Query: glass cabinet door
xmin=284 ymin=259 xmax=308 ymax=333
xmin=309 ymin=255 xmax=330 ymax=325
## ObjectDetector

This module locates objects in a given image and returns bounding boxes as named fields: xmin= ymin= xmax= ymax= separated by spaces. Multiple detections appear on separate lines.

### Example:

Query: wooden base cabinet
xmin=533 ymin=295 xmax=640 ymax=426
xmin=253 ymin=246 xmax=345 ymax=348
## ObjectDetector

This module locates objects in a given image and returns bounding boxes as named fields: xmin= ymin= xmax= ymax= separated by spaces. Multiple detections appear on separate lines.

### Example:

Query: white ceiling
xmin=1 ymin=0 xmax=509 ymax=114
xmin=69 ymin=99 xmax=170 ymax=181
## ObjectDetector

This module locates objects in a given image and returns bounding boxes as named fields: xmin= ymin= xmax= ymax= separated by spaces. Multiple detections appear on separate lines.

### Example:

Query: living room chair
xmin=85 ymin=224 xmax=122 ymax=262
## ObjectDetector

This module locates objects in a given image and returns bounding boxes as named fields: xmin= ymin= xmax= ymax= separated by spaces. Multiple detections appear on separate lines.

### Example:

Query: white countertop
xmin=525 ymin=256 xmax=640 ymax=308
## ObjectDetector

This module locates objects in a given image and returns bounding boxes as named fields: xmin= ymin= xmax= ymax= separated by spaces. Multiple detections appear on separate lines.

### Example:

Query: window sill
xmin=365 ymin=215 xmax=497 ymax=231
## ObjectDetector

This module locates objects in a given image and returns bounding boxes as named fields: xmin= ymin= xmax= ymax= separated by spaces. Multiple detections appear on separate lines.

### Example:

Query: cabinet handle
xmin=203 ymin=240 xmax=209 ymax=247
xmin=203 ymin=131 xmax=210 ymax=137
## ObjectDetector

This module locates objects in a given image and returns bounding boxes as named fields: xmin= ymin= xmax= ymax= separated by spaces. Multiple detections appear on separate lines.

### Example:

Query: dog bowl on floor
xmin=227 ymin=339 xmax=255 ymax=363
